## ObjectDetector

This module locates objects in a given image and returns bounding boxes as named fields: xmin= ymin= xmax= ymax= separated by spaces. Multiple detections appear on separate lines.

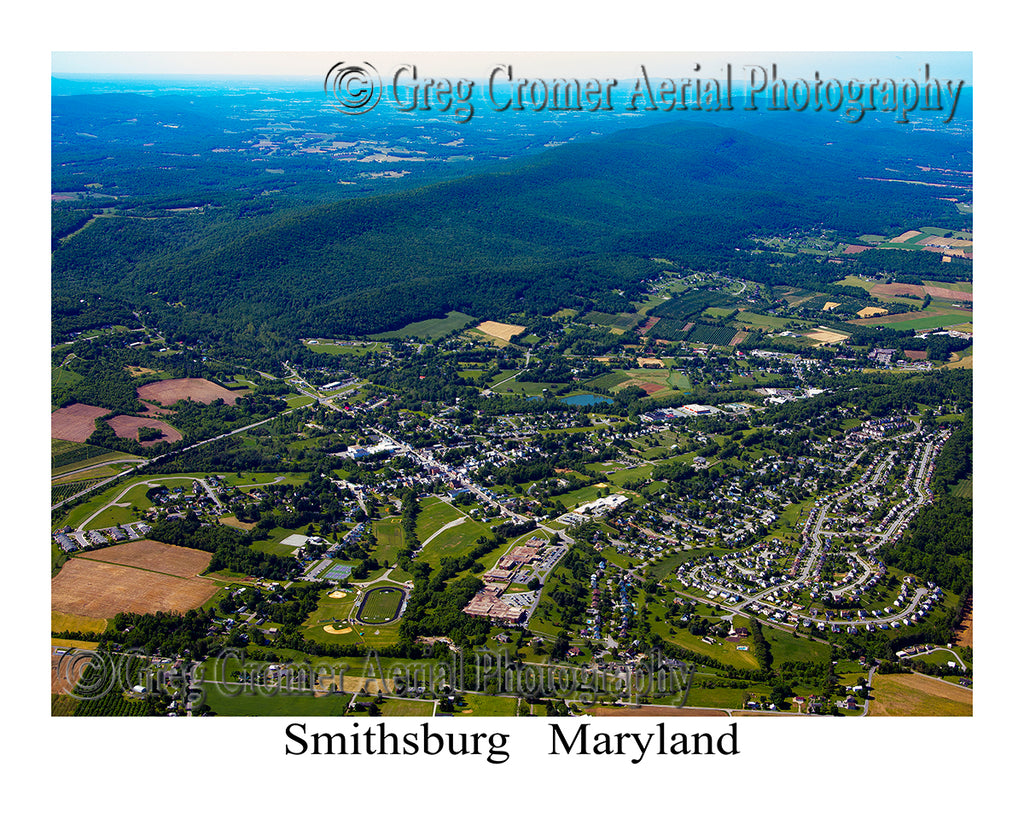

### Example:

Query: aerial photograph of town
xmin=32 ymin=17 xmax=1016 ymax=806
xmin=49 ymin=49 xmax=977 ymax=725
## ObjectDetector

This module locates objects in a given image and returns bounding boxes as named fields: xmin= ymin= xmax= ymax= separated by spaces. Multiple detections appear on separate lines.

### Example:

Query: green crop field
xmin=877 ymin=313 xmax=972 ymax=332
xmin=52 ymin=366 xmax=83 ymax=394
xmin=51 ymin=479 xmax=101 ymax=505
xmin=371 ymin=311 xmax=477 ymax=340
xmin=582 ymin=311 xmax=641 ymax=332
xmin=586 ymin=371 xmax=631 ymax=390
xmin=923 ymin=279 xmax=973 ymax=293
xmin=687 ymin=324 xmax=740 ymax=346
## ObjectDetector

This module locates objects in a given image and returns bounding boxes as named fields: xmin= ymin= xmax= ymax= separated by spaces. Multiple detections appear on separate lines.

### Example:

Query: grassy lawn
xmin=225 ymin=471 xmax=309 ymax=487
xmin=607 ymin=463 xmax=654 ymax=487
xmin=417 ymin=517 xmax=492 ymax=565
xmin=653 ymin=619 xmax=761 ymax=671
xmin=303 ymin=588 xmax=357 ymax=627
xmin=251 ymin=527 xmax=314 ymax=558
xmin=303 ymin=340 xmax=386 ymax=356
xmin=548 ymin=483 xmax=614 ymax=511
xmin=492 ymin=380 xmax=562 ymax=396
xmin=760 ymin=623 xmax=831 ymax=664
xmin=414 ymin=496 xmax=467 ymax=543
xmin=682 ymin=685 xmax=751 ymax=709
xmin=199 ymin=685 xmax=352 ymax=716
xmin=371 ymin=517 xmax=405 ymax=565
xmin=646 ymin=549 xmax=694 ymax=580
xmin=380 ymin=698 xmax=436 ymax=717
xmin=52 ymin=464 xmax=131 ymax=485
xmin=453 ymin=693 xmax=519 ymax=716
xmin=867 ymin=673 xmax=972 ymax=716
xmin=85 ymin=505 xmax=141 ymax=529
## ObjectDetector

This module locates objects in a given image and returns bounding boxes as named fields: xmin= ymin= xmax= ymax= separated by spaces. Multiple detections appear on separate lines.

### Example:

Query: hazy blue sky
xmin=51 ymin=51 xmax=972 ymax=84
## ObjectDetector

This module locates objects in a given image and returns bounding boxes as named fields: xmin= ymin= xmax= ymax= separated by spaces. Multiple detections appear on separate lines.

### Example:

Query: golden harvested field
xmin=475 ymin=320 xmax=526 ymax=342
xmin=857 ymin=306 xmax=889 ymax=318
xmin=806 ymin=330 xmax=849 ymax=344
xmin=220 ymin=515 xmax=257 ymax=530
xmin=137 ymin=377 xmax=240 ymax=406
xmin=52 ymin=543 xmax=216 ymax=618
xmin=892 ymin=230 xmax=923 ymax=243
xmin=921 ymin=237 xmax=972 ymax=248
xmin=867 ymin=673 xmax=972 ymax=716
xmin=52 ymin=611 xmax=107 ymax=634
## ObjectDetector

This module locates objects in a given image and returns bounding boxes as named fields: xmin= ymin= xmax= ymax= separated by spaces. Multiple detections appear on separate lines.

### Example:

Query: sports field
xmin=356 ymin=586 xmax=406 ymax=624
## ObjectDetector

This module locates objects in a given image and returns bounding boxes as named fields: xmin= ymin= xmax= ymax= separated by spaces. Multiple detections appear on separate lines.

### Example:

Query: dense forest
xmin=53 ymin=118 xmax=970 ymax=349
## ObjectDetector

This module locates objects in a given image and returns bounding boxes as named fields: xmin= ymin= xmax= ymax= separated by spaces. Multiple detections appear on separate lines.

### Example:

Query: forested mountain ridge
xmin=52 ymin=119 xmax=966 ymax=340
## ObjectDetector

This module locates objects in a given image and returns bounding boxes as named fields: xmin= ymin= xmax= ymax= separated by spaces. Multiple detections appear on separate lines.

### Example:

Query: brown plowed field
xmin=52 ymin=647 xmax=90 ymax=695
xmin=52 ymin=544 xmax=216 ymax=618
xmin=106 ymin=415 xmax=183 ymax=447
xmin=136 ymin=377 xmax=239 ymax=406
xmin=77 ymin=539 xmax=211 ymax=577
xmin=638 ymin=316 xmax=661 ymax=335
xmin=871 ymin=283 xmax=973 ymax=302
xmin=954 ymin=595 xmax=973 ymax=647
xmin=51 ymin=403 xmax=110 ymax=442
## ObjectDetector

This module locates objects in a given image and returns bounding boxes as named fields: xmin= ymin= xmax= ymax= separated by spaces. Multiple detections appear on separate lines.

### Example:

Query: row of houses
xmin=53 ymin=521 xmax=153 ymax=552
